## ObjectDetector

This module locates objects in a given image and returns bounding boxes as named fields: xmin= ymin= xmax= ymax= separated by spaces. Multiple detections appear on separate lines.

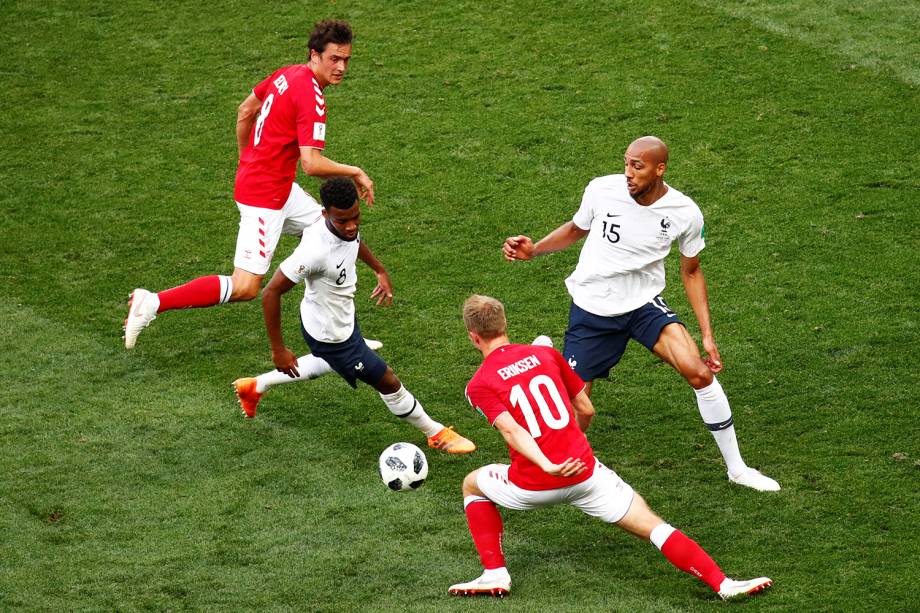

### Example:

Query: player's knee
xmin=462 ymin=470 xmax=482 ymax=497
xmin=374 ymin=368 xmax=401 ymax=395
xmin=685 ymin=363 xmax=714 ymax=389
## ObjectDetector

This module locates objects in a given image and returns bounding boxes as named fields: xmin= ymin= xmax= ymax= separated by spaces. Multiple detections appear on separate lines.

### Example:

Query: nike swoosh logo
xmin=336 ymin=259 xmax=345 ymax=269
xmin=606 ymin=213 xmax=621 ymax=217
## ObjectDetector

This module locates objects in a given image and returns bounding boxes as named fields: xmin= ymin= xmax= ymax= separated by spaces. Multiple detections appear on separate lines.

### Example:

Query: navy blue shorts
xmin=301 ymin=319 xmax=388 ymax=389
xmin=562 ymin=297 xmax=684 ymax=382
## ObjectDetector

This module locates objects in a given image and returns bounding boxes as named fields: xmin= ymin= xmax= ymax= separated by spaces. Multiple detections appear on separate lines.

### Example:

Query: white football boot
xmin=728 ymin=467 xmax=780 ymax=492
xmin=718 ymin=577 xmax=773 ymax=600
xmin=448 ymin=571 xmax=511 ymax=597
xmin=124 ymin=288 xmax=159 ymax=349
xmin=531 ymin=335 xmax=554 ymax=347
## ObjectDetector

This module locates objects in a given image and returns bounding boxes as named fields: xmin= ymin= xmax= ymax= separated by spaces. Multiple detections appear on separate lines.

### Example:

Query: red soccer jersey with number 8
xmin=234 ymin=65 xmax=327 ymax=210
xmin=466 ymin=344 xmax=595 ymax=490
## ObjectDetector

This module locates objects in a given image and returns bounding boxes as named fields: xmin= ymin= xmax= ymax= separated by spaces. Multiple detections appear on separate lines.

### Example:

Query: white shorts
xmin=234 ymin=182 xmax=323 ymax=275
xmin=476 ymin=460 xmax=635 ymax=524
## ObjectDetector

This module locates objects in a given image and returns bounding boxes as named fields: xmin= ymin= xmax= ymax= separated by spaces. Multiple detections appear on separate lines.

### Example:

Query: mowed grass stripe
xmin=0 ymin=0 xmax=918 ymax=610
xmin=691 ymin=0 xmax=920 ymax=86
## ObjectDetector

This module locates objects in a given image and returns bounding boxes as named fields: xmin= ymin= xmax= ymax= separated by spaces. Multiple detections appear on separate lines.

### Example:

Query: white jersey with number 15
xmin=565 ymin=174 xmax=705 ymax=317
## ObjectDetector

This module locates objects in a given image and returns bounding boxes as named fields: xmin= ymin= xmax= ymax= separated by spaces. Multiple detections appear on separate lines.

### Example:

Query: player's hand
xmin=503 ymin=235 xmax=535 ymax=261
xmin=272 ymin=347 xmax=300 ymax=378
xmin=702 ymin=335 xmax=723 ymax=373
xmin=543 ymin=457 xmax=587 ymax=477
xmin=355 ymin=170 xmax=375 ymax=206
xmin=370 ymin=271 xmax=394 ymax=306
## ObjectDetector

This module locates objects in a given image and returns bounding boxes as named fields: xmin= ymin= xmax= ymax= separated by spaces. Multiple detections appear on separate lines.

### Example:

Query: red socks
xmin=465 ymin=497 xmax=505 ymax=570
xmin=659 ymin=528 xmax=726 ymax=592
xmin=463 ymin=504 xmax=727 ymax=592
xmin=157 ymin=275 xmax=226 ymax=312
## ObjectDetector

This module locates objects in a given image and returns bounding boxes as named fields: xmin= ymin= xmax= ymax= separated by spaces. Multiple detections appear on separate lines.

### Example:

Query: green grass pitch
xmin=1 ymin=1 xmax=918 ymax=610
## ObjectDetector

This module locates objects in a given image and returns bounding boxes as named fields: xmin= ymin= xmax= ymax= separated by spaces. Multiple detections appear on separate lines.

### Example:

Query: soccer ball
xmin=378 ymin=442 xmax=428 ymax=491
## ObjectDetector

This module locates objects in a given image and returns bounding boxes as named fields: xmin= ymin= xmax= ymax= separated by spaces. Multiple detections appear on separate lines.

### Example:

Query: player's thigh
xmin=476 ymin=464 xmax=564 ymax=511
xmin=281 ymin=183 xmax=323 ymax=236
xmin=651 ymin=322 xmax=711 ymax=386
xmin=568 ymin=461 xmax=635 ymax=524
xmin=562 ymin=303 xmax=630 ymax=382
xmin=234 ymin=203 xmax=286 ymax=275
xmin=613 ymin=493 xmax=664 ymax=540
xmin=629 ymin=296 xmax=683 ymax=353
xmin=304 ymin=322 xmax=388 ymax=390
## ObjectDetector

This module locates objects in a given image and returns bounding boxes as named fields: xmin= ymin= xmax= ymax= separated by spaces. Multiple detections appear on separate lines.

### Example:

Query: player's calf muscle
xmin=230 ymin=270 xmax=262 ymax=301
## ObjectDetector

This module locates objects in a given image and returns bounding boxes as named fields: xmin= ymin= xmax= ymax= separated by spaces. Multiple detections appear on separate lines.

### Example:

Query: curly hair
xmin=319 ymin=177 xmax=358 ymax=210
xmin=308 ymin=19 xmax=353 ymax=56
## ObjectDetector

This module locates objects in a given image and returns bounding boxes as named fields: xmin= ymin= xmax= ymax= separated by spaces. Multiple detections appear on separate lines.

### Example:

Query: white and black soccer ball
xmin=378 ymin=442 xmax=428 ymax=492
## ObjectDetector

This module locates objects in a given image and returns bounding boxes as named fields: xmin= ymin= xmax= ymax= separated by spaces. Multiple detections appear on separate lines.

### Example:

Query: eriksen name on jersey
xmin=496 ymin=354 xmax=542 ymax=381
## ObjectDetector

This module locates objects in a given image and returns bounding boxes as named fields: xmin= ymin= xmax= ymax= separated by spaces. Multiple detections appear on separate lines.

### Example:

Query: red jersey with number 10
xmin=466 ymin=344 xmax=595 ymax=490
xmin=234 ymin=65 xmax=327 ymax=210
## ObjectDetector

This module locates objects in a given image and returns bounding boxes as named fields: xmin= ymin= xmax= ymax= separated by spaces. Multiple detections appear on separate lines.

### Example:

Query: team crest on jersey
xmin=658 ymin=216 xmax=674 ymax=242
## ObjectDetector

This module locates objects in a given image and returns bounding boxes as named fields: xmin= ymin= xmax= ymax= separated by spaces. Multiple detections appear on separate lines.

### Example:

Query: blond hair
xmin=463 ymin=295 xmax=507 ymax=339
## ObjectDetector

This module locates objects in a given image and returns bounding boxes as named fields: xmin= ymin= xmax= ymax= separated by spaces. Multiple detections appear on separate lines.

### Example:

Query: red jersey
xmin=234 ymin=65 xmax=327 ymax=209
xmin=466 ymin=344 xmax=594 ymax=491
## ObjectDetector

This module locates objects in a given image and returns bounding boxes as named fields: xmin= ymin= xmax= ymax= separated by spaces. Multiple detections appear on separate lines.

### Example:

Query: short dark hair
xmin=319 ymin=177 xmax=358 ymax=210
xmin=308 ymin=19 xmax=353 ymax=57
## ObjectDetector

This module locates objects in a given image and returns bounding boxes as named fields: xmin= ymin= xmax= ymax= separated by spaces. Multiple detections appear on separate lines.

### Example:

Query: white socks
xmin=255 ymin=354 xmax=334 ymax=392
xmin=649 ymin=523 xmax=677 ymax=550
xmin=380 ymin=385 xmax=443 ymax=437
xmin=694 ymin=377 xmax=747 ymax=476
xmin=464 ymin=495 xmax=490 ymax=508
xmin=252 ymin=368 xmax=444 ymax=439
xmin=217 ymin=275 xmax=233 ymax=305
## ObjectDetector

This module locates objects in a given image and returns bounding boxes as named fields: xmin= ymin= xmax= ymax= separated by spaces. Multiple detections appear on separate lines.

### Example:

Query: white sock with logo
xmin=254 ymin=354 xmax=334 ymax=393
xmin=694 ymin=377 xmax=747 ymax=476
xmin=380 ymin=385 xmax=443 ymax=437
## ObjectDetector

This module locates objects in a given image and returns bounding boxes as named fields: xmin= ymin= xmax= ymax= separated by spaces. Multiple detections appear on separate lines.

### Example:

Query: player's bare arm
xmin=236 ymin=92 xmax=262 ymax=156
xmin=261 ymin=269 xmax=301 ymax=377
xmin=357 ymin=241 xmax=393 ymax=306
xmin=503 ymin=222 xmax=588 ymax=261
xmin=493 ymin=412 xmax=587 ymax=477
xmin=679 ymin=254 xmax=722 ymax=372
xmin=571 ymin=389 xmax=595 ymax=432
xmin=299 ymin=147 xmax=375 ymax=205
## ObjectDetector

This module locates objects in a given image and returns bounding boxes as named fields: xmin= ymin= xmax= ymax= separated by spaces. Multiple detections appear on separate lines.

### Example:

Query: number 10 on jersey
xmin=509 ymin=375 xmax=571 ymax=438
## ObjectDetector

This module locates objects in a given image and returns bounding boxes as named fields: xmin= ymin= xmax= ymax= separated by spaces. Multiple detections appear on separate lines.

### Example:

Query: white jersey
xmin=279 ymin=220 xmax=359 ymax=343
xmin=566 ymin=174 xmax=705 ymax=317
